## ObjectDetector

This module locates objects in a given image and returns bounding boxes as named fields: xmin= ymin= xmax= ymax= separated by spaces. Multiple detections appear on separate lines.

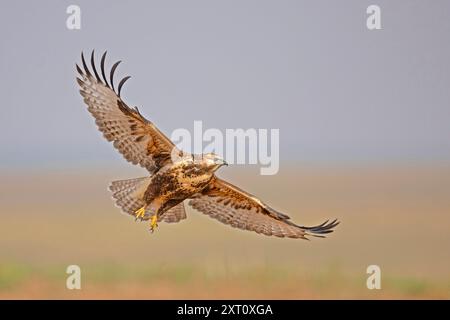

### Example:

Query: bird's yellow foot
xmin=134 ymin=206 xmax=147 ymax=221
xmin=150 ymin=215 xmax=158 ymax=233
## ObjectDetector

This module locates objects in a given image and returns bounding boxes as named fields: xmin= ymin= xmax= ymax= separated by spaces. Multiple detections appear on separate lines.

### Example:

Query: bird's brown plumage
xmin=76 ymin=50 xmax=339 ymax=239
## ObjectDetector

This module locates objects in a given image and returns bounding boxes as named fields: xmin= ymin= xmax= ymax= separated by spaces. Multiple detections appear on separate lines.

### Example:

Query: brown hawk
xmin=76 ymin=51 xmax=339 ymax=239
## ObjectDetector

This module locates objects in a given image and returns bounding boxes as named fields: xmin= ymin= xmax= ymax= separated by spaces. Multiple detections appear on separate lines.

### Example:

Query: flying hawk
xmin=76 ymin=51 xmax=339 ymax=239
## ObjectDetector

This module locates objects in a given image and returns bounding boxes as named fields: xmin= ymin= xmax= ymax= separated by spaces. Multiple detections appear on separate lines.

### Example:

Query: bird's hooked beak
xmin=214 ymin=157 xmax=228 ymax=167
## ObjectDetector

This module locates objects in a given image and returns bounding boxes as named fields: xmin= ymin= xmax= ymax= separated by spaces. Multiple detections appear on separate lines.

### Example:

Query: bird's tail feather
xmin=108 ymin=177 xmax=152 ymax=218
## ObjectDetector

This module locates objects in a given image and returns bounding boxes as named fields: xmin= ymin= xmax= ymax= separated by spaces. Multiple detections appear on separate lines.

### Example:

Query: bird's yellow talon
xmin=150 ymin=215 xmax=158 ymax=233
xmin=134 ymin=206 xmax=146 ymax=220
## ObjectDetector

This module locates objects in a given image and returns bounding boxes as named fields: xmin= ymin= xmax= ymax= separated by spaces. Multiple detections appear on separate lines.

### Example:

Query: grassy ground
xmin=0 ymin=165 xmax=449 ymax=299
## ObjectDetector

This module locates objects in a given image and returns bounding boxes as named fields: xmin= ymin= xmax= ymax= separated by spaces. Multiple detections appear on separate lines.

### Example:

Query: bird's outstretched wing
xmin=189 ymin=177 xmax=339 ymax=239
xmin=76 ymin=51 xmax=181 ymax=174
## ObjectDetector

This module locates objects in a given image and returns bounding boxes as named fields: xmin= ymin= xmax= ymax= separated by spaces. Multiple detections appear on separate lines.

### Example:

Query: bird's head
xmin=202 ymin=153 xmax=228 ymax=171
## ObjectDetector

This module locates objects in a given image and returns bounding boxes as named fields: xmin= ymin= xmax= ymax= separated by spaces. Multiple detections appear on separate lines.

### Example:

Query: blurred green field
xmin=0 ymin=165 xmax=449 ymax=299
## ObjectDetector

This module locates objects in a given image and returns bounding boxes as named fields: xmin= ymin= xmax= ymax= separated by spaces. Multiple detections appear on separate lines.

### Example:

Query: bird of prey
xmin=76 ymin=51 xmax=339 ymax=239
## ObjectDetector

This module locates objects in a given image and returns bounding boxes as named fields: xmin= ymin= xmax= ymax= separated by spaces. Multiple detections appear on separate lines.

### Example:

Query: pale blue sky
xmin=1 ymin=0 xmax=449 ymax=169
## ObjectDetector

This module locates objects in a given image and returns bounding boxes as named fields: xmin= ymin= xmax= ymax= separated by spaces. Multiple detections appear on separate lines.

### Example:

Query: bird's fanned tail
xmin=109 ymin=176 xmax=151 ymax=218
